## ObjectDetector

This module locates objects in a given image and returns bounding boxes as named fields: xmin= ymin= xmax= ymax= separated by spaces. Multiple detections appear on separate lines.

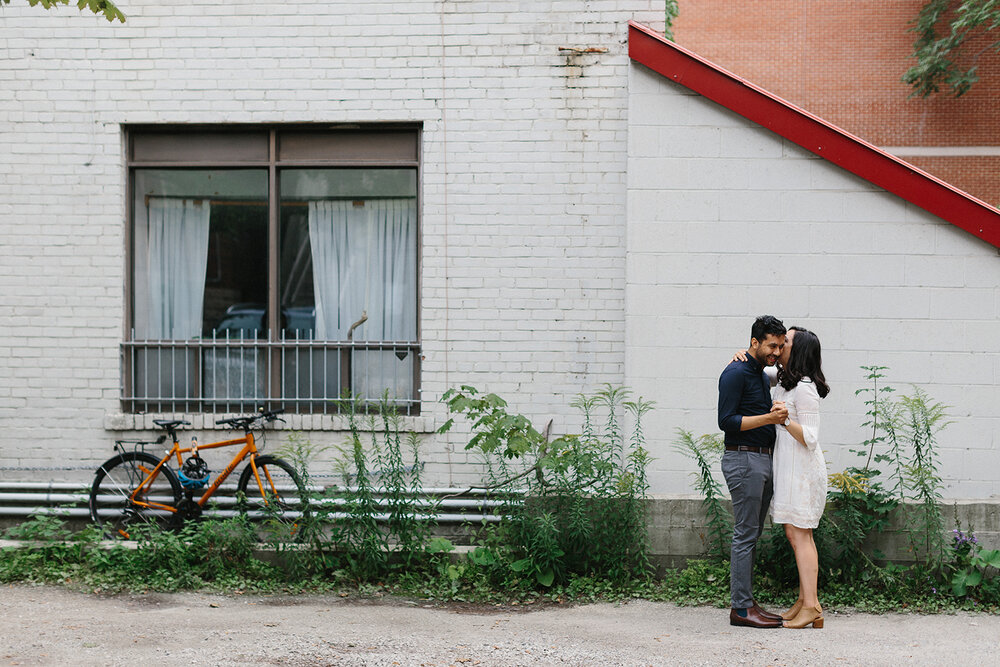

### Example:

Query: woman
xmin=735 ymin=326 xmax=829 ymax=628
xmin=771 ymin=327 xmax=829 ymax=628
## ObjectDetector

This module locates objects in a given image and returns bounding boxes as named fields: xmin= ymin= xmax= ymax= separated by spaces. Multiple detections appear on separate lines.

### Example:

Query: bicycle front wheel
xmin=89 ymin=452 xmax=182 ymax=539
xmin=236 ymin=455 xmax=308 ymax=541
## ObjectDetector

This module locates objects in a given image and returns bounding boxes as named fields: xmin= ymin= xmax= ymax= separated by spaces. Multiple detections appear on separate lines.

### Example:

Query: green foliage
xmin=854 ymin=365 xmax=896 ymax=469
xmin=441 ymin=384 xmax=654 ymax=589
xmin=897 ymin=387 xmax=950 ymax=570
xmin=672 ymin=429 xmax=730 ymax=561
xmin=1 ymin=512 xmax=277 ymax=592
xmin=3 ymin=372 xmax=993 ymax=615
xmin=904 ymin=0 xmax=1000 ymax=97
xmin=318 ymin=394 xmax=437 ymax=581
xmin=3 ymin=0 xmax=125 ymax=22
xmin=949 ymin=523 xmax=1000 ymax=598
xmin=856 ymin=369 xmax=950 ymax=573
xmin=659 ymin=558 xmax=730 ymax=606
xmin=812 ymin=468 xmax=897 ymax=585
xmin=664 ymin=1 xmax=680 ymax=40
xmin=439 ymin=386 xmax=545 ymax=459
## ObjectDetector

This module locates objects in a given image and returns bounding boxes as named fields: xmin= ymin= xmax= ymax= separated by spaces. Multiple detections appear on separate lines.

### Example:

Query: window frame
xmin=123 ymin=124 xmax=422 ymax=415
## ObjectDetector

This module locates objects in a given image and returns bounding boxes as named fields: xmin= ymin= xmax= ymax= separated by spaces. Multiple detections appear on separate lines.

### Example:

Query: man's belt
xmin=725 ymin=445 xmax=772 ymax=455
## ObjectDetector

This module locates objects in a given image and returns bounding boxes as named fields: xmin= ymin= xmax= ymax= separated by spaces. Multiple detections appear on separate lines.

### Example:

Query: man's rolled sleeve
xmin=718 ymin=366 xmax=744 ymax=434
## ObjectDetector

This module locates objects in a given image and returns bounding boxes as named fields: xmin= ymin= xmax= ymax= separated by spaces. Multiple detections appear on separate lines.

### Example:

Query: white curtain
xmin=142 ymin=198 xmax=211 ymax=340
xmin=308 ymin=198 xmax=416 ymax=400
xmin=308 ymin=198 xmax=416 ymax=341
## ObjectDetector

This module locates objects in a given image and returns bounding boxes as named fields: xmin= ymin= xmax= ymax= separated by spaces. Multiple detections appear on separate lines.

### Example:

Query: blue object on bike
xmin=179 ymin=455 xmax=210 ymax=489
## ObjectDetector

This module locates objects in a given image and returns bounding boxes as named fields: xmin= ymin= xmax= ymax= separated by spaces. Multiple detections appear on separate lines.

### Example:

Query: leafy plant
xmin=2 ymin=0 xmax=125 ymax=22
xmin=440 ymin=384 xmax=655 ymax=588
xmin=672 ymin=429 xmax=730 ymax=561
xmin=321 ymin=393 xmax=438 ymax=581
xmin=949 ymin=525 xmax=1000 ymax=597
xmin=439 ymin=386 xmax=546 ymax=460
xmin=897 ymin=387 xmax=950 ymax=570
xmin=664 ymin=0 xmax=680 ymax=40
xmin=904 ymin=0 xmax=1000 ymax=97
xmin=816 ymin=468 xmax=897 ymax=585
xmin=854 ymin=365 xmax=896 ymax=469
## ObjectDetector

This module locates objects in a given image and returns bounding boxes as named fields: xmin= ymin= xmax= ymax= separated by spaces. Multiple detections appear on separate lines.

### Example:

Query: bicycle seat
xmin=153 ymin=419 xmax=191 ymax=430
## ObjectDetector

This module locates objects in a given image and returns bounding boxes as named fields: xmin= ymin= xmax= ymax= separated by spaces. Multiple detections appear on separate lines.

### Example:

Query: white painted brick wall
xmin=626 ymin=65 xmax=1000 ymax=498
xmin=0 ymin=2 xmax=664 ymax=485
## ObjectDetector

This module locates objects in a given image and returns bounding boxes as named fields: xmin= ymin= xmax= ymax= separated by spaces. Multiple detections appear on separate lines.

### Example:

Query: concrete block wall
xmin=0 ymin=1 xmax=665 ymax=485
xmin=626 ymin=64 xmax=1000 ymax=499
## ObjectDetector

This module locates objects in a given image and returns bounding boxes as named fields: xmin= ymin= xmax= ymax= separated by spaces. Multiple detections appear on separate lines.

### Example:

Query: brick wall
xmin=627 ymin=64 xmax=1000 ymax=498
xmin=0 ymin=1 xmax=664 ymax=486
xmin=672 ymin=1 xmax=1000 ymax=207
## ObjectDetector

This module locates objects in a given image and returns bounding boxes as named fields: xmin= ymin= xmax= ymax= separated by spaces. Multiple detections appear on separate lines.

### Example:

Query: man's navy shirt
xmin=718 ymin=354 xmax=776 ymax=449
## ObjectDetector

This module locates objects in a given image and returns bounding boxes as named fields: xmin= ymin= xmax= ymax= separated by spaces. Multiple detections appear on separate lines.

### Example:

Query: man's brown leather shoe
xmin=730 ymin=607 xmax=783 ymax=628
xmin=751 ymin=603 xmax=782 ymax=621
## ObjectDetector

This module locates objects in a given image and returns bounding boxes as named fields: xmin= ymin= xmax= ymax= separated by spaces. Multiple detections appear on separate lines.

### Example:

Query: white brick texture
xmin=0 ymin=2 xmax=664 ymax=485
xmin=626 ymin=66 xmax=1000 ymax=498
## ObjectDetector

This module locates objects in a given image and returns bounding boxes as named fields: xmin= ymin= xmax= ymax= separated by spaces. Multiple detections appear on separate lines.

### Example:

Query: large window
xmin=123 ymin=127 xmax=420 ymax=414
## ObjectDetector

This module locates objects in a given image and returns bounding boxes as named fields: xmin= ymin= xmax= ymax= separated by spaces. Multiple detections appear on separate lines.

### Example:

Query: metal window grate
xmin=121 ymin=337 xmax=420 ymax=415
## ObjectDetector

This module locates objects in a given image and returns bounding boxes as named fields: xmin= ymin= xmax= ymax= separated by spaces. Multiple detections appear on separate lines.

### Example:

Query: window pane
xmin=278 ymin=168 xmax=416 ymax=341
xmin=279 ymin=168 xmax=417 ymax=405
xmin=132 ymin=169 xmax=268 ymax=407
xmin=132 ymin=169 xmax=269 ymax=340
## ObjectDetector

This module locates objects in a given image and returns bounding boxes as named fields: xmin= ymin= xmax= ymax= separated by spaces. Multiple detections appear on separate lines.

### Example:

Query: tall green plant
xmin=898 ymin=387 xmax=950 ymax=570
xmin=855 ymin=368 xmax=950 ymax=572
xmin=377 ymin=396 xmax=434 ymax=564
xmin=334 ymin=397 xmax=388 ymax=579
xmin=855 ymin=365 xmax=896 ymax=469
xmin=672 ymin=430 xmax=730 ymax=561
xmin=328 ymin=395 xmax=437 ymax=580
xmin=439 ymin=384 xmax=655 ymax=587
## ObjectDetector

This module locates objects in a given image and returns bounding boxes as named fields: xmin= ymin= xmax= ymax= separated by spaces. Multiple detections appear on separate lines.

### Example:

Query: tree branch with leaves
xmin=904 ymin=0 xmax=1000 ymax=97
xmin=3 ymin=0 xmax=125 ymax=23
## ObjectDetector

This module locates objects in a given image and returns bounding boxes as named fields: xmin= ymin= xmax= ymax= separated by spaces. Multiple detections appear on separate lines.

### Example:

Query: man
xmin=718 ymin=315 xmax=789 ymax=628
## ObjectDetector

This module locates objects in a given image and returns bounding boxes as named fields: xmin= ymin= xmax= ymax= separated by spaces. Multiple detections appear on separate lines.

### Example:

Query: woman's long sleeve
xmin=795 ymin=381 xmax=821 ymax=450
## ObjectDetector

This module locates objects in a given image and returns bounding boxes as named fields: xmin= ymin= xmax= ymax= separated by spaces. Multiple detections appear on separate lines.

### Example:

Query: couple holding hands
xmin=718 ymin=315 xmax=830 ymax=629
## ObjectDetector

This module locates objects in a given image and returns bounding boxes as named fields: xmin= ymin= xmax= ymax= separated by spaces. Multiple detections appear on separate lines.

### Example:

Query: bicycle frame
xmin=129 ymin=429 xmax=276 ymax=516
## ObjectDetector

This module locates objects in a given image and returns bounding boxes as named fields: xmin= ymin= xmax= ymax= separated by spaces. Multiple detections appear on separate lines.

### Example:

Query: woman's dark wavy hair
xmin=778 ymin=328 xmax=830 ymax=398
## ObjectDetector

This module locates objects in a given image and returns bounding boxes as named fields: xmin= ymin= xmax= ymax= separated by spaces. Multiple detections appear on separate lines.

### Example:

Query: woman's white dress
xmin=769 ymin=372 xmax=827 ymax=528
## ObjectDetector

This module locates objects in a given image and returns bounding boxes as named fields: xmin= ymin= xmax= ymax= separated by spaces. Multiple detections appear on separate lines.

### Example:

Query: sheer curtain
xmin=133 ymin=197 xmax=211 ymax=403
xmin=308 ymin=198 xmax=416 ymax=400
xmin=142 ymin=197 xmax=211 ymax=339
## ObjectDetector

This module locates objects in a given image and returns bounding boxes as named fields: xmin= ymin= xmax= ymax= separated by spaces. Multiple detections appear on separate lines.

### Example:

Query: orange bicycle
xmin=89 ymin=409 xmax=306 ymax=539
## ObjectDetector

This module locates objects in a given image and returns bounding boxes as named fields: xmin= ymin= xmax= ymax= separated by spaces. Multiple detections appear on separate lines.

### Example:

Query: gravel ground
xmin=1 ymin=585 xmax=997 ymax=666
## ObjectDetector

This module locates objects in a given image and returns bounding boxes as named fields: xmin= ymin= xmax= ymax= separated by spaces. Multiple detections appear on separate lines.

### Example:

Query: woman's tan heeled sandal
xmin=784 ymin=604 xmax=824 ymax=629
xmin=780 ymin=598 xmax=803 ymax=621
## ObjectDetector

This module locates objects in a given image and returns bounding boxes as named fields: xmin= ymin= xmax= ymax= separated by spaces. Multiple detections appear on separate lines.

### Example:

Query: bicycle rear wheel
xmin=89 ymin=452 xmax=182 ymax=539
xmin=236 ymin=455 xmax=308 ymax=541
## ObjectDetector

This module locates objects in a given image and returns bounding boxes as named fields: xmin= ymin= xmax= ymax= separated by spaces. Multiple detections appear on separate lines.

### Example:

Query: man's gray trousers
xmin=721 ymin=449 xmax=773 ymax=609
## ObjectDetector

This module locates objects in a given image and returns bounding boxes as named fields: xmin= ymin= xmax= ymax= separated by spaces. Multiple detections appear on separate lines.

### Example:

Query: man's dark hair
xmin=750 ymin=315 xmax=786 ymax=343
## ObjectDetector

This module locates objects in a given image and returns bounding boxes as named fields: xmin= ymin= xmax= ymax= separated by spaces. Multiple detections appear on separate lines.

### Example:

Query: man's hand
xmin=739 ymin=402 xmax=788 ymax=431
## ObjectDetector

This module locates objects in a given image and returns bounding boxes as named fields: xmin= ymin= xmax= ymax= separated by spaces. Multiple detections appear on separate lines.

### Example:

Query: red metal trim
xmin=628 ymin=21 xmax=1000 ymax=249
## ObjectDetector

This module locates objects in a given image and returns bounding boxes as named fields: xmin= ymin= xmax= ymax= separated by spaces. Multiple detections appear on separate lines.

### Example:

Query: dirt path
xmin=0 ymin=585 xmax=996 ymax=666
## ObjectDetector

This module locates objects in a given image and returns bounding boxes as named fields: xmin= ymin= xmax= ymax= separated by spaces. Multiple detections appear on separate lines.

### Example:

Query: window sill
xmin=104 ymin=412 xmax=438 ymax=434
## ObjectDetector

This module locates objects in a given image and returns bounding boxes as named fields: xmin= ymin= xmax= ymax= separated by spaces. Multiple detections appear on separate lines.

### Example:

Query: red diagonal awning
xmin=628 ymin=21 xmax=1000 ymax=249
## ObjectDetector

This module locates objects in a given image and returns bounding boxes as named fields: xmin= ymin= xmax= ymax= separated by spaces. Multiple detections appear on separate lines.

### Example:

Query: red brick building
xmin=673 ymin=1 xmax=1000 ymax=207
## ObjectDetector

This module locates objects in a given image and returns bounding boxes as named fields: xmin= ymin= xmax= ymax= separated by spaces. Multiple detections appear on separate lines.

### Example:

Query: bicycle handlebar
xmin=215 ymin=408 xmax=286 ymax=430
